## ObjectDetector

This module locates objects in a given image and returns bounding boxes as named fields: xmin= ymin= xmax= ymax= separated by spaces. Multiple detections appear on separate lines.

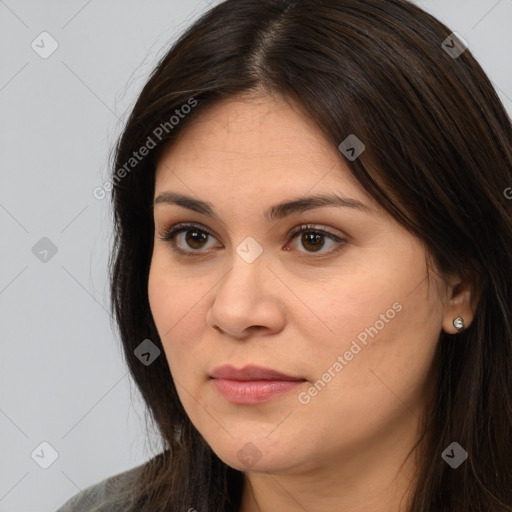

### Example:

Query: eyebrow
xmin=152 ymin=191 xmax=376 ymax=220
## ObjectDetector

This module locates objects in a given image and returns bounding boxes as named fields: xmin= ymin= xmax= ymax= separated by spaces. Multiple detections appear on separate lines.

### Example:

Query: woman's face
xmin=148 ymin=93 xmax=452 ymax=475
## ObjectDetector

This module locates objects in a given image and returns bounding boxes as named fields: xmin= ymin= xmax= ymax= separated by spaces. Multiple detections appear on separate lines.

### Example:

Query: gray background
xmin=0 ymin=1 xmax=510 ymax=510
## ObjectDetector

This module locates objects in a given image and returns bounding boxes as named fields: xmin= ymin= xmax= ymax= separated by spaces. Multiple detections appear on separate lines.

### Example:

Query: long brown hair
xmin=108 ymin=0 xmax=512 ymax=510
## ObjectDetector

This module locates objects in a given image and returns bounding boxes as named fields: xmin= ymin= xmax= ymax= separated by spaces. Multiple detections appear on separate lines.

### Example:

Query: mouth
xmin=210 ymin=364 xmax=304 ymax=381
xmin=209 ymin=364 xmax=307 ymax=404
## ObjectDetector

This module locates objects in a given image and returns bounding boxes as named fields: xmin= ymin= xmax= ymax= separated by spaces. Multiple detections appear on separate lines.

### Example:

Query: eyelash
xmin=157 ymin=222 xmax=347 ymax=258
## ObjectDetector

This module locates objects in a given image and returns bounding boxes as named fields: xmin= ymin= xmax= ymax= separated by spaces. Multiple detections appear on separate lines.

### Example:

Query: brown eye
xmin=287 ymin=224 xmax=347 ymax=256
xmin=158 ymin=223 xmax=219 ymax=255
xmin=181 ymin=228 xmax=210 ymax=250
xmin=158 ymin=222 xmax=347 ymax=258
xmin=299 ymin=231 xmax=326 ymax=252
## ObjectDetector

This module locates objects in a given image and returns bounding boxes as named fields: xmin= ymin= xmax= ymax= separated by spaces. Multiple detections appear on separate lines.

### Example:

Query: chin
xmin=207 ymin=435 xmax=306 ymax=474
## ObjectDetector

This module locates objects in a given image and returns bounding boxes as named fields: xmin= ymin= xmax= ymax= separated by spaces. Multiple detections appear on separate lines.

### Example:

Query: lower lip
xmin=211 ymin=378 xmax=305 ymax=404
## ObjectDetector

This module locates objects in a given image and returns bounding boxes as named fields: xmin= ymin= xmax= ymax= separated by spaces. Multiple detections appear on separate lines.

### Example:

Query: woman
xmin=56 ymin=0 xmax=512 ymax=510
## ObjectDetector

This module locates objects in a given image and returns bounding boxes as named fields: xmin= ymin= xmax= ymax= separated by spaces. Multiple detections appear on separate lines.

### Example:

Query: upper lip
xmin=210 ymin=364 xmax=304 ymax=381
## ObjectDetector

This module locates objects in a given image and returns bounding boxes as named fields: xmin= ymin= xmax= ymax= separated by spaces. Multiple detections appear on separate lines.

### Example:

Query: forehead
xmin=153 ymin=93 xmax=369 ymax=202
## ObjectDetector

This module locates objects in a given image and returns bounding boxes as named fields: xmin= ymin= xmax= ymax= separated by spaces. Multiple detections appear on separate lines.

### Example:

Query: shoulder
xmin=55 ymin=461 xmax=146 ymax=512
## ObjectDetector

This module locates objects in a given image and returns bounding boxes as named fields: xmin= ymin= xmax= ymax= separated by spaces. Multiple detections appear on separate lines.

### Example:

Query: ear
xmin=441 ymin=270 xmax=482 ymax=334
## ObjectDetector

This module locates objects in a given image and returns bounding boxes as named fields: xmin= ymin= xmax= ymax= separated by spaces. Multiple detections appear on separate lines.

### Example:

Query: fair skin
xmin=148 ymin=92 xmax=477 ymax=512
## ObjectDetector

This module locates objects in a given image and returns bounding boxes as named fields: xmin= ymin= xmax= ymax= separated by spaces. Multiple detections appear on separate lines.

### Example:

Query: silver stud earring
xmin=453 ymin=316 xmax=465 ymax=331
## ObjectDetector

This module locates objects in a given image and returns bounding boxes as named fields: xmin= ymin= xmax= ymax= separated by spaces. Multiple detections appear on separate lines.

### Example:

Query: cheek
xmin=148 ymin=251 xmax=197 ymax=327
xmin=321 ymin=282 xmax=442 ymax=418
xmin=296 ymin=271 xmax=406 ymax=359
xmin=147 ymin=256 xmax=210 ymax=378
xmin=303 ymin=251 xmax=443 ymax=399
xmin=288 ymin=240 xmax=426 ymax=347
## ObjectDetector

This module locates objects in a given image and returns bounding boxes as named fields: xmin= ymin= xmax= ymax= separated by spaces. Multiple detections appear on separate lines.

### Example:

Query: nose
xmin=205 ymin=250 xmax=286 ymax=339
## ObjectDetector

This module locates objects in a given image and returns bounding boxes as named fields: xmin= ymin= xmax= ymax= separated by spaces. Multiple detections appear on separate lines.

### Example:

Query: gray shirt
xmin=55 ymin=462 xmax=146 ymax=511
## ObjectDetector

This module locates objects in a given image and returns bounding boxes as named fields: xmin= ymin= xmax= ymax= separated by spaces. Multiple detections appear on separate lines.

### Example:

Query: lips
xmin=210 ymin=364 xmax=304 ymax=382
xmin=209 ymin=365 xmax=306 ymax=404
